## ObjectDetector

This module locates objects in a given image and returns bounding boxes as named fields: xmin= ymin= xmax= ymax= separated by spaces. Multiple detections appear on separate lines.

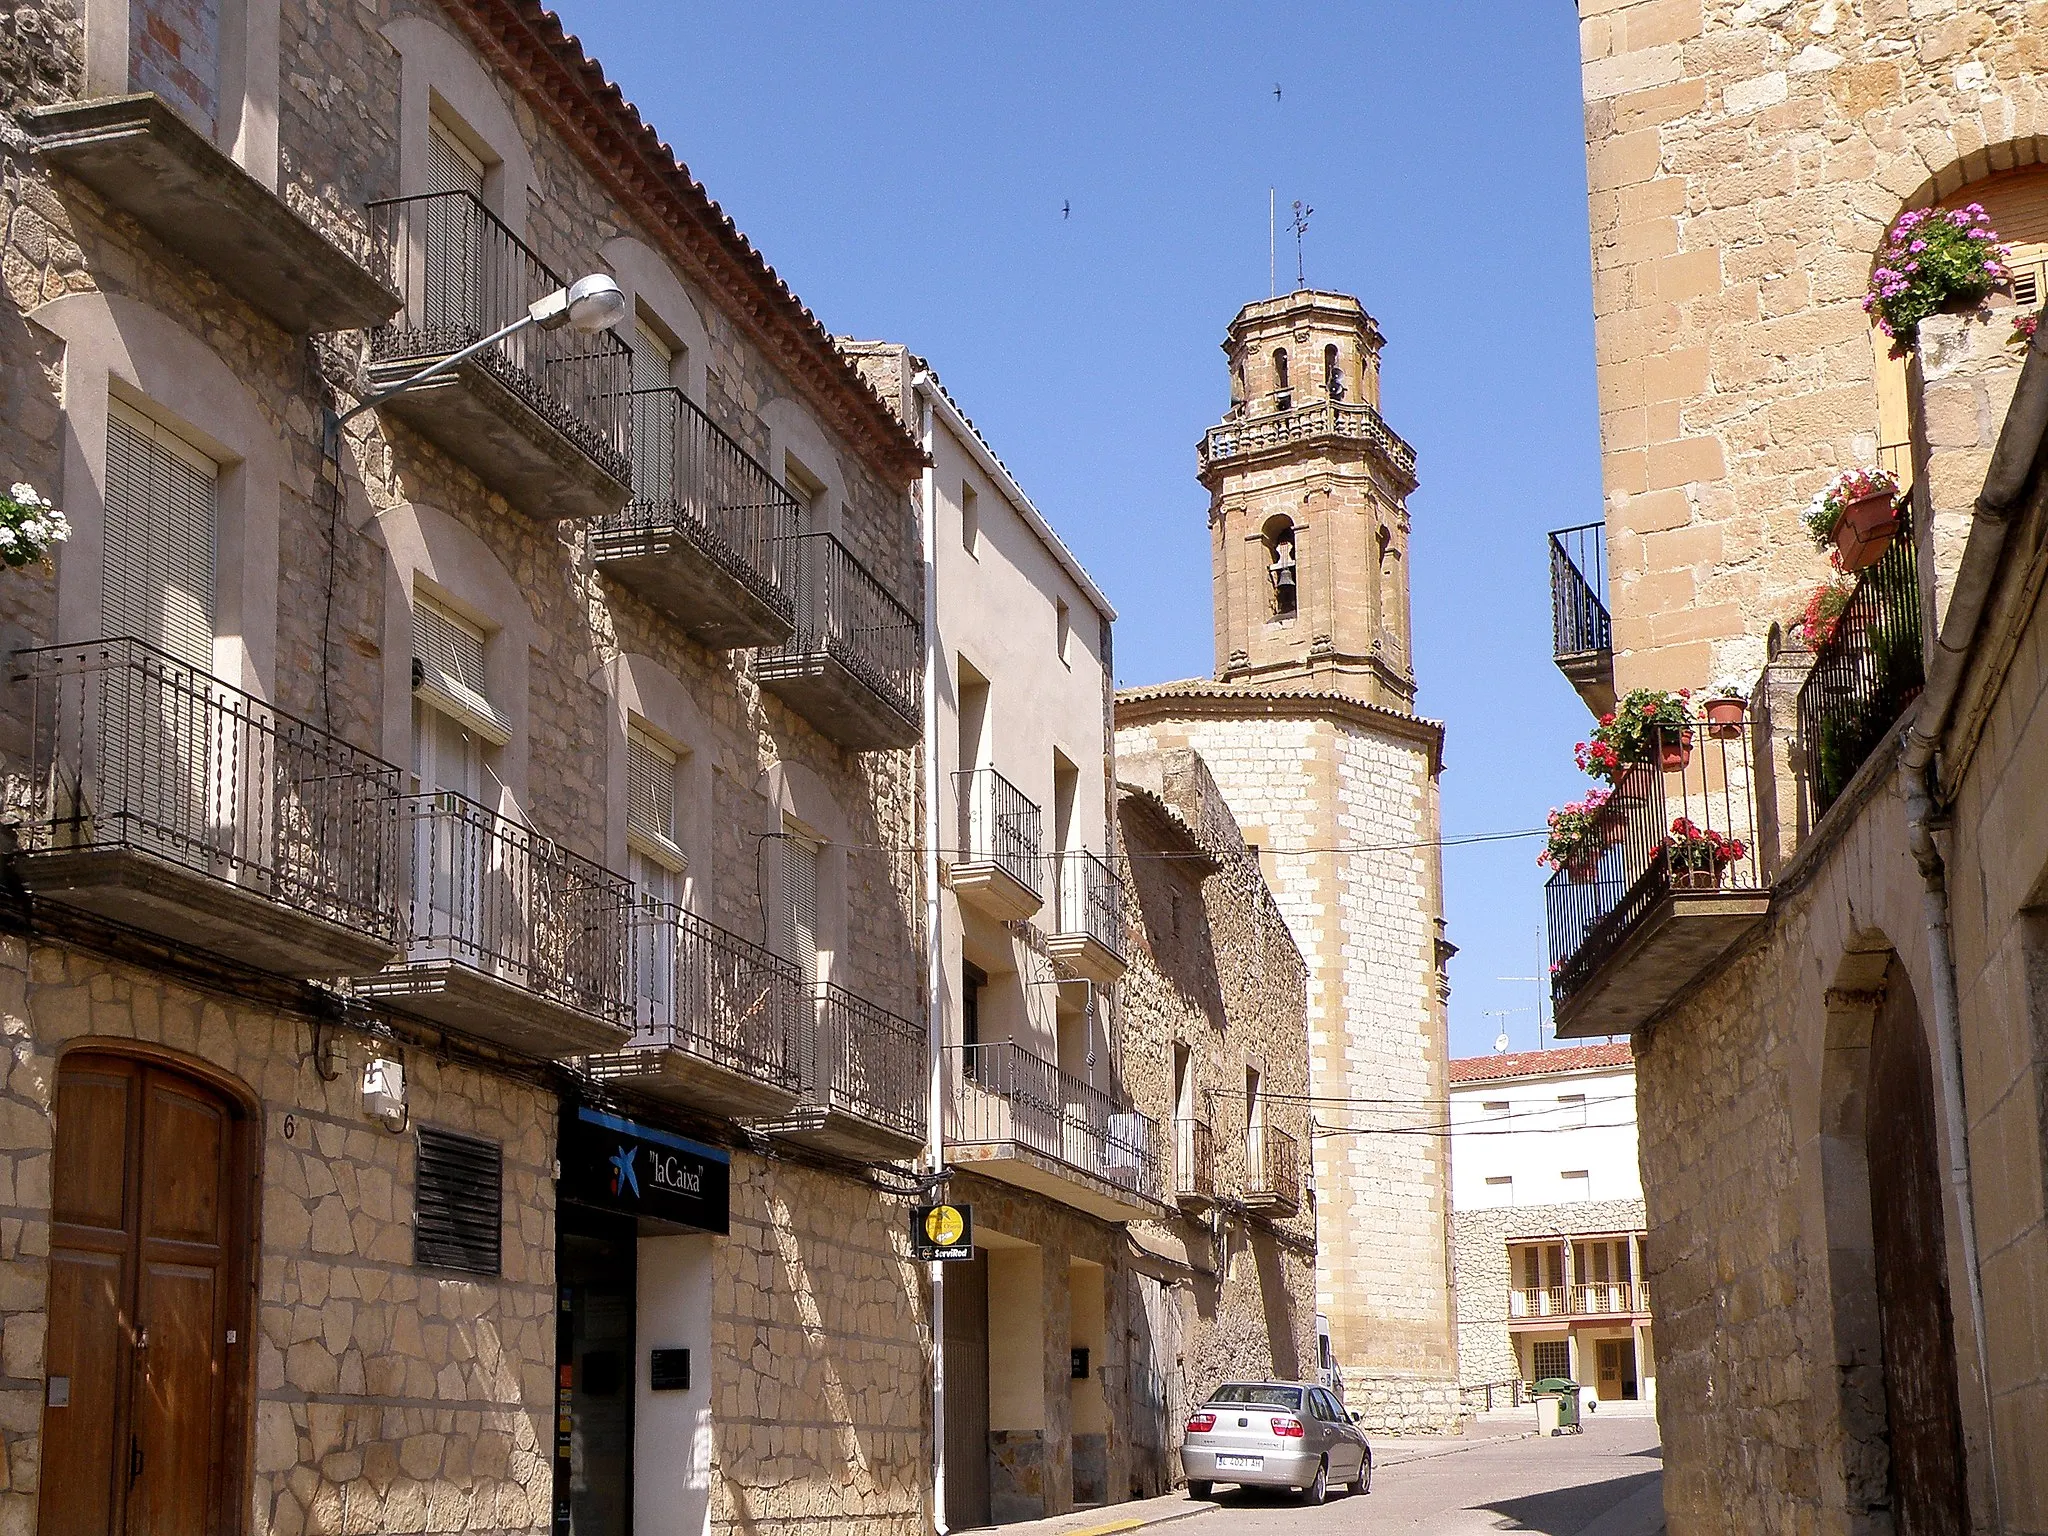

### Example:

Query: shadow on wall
xmin=1120 ymin=799 xmax=1227 ymax=1035
xmin=1482 ymin=1468 xmax=1661 ymax=1535
xmin=1249 ymin=1229 xmax=1301 ymax=1381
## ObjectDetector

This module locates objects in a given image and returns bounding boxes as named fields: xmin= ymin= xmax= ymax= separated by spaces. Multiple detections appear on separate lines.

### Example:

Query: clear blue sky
xmin=568 ymin=2 xmax=1605 ymax=1060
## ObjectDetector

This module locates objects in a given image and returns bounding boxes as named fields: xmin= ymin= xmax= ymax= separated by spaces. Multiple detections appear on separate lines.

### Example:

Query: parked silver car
xmin=1180 ymin=1381 xmax=1372 ymax=1503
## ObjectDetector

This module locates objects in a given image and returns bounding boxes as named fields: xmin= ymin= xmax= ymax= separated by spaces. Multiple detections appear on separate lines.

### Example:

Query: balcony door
xmin=41 ymin=1051 xmax=251 ymax=1536
xmin=97 ymin=402 xmax=219 ymax=867
xmin=769 ymin=824 xmax=823 ymax=1094
xmin=630 ymin=322 xmax=677 ymax=515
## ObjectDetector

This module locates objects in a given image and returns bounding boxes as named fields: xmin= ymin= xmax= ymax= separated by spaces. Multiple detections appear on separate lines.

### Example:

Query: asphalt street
xmin=1164 ymin=1416 xmax=1665 ymax=1535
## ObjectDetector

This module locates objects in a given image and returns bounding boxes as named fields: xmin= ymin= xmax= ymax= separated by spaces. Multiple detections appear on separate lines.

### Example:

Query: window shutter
xmin=414 ymin=1126 xmax=502 ymax=1274
xmin=2014 ymin=265 xmax=2041 ymax=308
xmin=104 ymin=402 xmax=217 ymax=671
xmin=626 ymin=727 xmax=678 ymax=850
xmin=412 ymin=596 xmax=511 ymax=744
xmin=426 ymin=119 xmax=486 ymax=201
xmin=773 ymin=828 xmax=819 ymax=970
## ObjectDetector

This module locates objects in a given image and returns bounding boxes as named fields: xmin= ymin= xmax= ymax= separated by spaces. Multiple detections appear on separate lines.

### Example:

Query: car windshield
xmin=1207 ymin=1384 xmax=1302 ymax=1410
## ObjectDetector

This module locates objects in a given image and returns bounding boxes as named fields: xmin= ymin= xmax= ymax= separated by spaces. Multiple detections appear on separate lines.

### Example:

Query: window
xmin=1530 ymin=1340 xmax=1570 ymax=1381
xmin=626 ymin=725 xmax=685 ymax=870
xmin=1263 ymin=515 xmax=1298 ymax=619
xmin=414 ymin=1126 xmax=503 ymax=1275
xmin=1324 ymin=343 xmax=1345 ymax=403
xmin=1482 ymin=1100 xmax=1510 ymax=1116
xmin=631 ymin=318 xmax=678 ymax=504
xmin=770 ymin=823 xmax=821 ymax=979
xmin=1485 ymin=1175 xmax=1513 ymax=1188
xmin=1562 ymin=1169 xmax=1591 ymax=1193
xmin=1271 ymin=347 xmax=1291 ymax=412
xmin=962 ymin=961 xmax=986 ymax=1048
xmin=104 ymin=400 xmax=217 ymax=671
xmin=426 ymin=114 xmax=487 ymax=201
xmin=412 ymin=595 xmax=510 ymax=747
xmin=1055 ymin=598 xmax=1072 ymax=665
xmin=1558 ymin=1092 xmax=1587 ymax=1125
xmin=961 ymin=480 xmax=980 ymax=556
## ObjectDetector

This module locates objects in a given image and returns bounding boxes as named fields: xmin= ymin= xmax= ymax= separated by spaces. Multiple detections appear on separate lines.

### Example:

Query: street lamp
xmin=332 ymin=272 xmax=629 ymax=429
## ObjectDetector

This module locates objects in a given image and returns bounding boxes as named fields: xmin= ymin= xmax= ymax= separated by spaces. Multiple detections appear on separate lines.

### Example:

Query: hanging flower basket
xmin=1832 ymin=490 xmax=1900 ymax=572
xmin=1539 ymin=791 xmax=1615 ymax=886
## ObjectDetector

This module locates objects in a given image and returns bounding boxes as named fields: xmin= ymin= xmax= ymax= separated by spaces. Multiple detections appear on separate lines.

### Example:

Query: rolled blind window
xmin=412 ymin=596 xmax=511 ymax=745
xmin=426 ymin=118 xmax=486 ymax=201
xmin=103 ymin=401 xmax=217 ymax=672
xmin=771 ymin=827 xmax=819 ymax=973
xmin=626 ymin=726 xmax=684 ymax=869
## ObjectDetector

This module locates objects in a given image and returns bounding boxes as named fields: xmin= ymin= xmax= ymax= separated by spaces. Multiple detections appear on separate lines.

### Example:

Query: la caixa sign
xmin=560 ymin=1104 xmax=729 ymax=1235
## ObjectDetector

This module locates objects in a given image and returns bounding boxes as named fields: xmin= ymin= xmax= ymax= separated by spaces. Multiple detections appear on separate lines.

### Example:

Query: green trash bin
xmin=1531 ymin=1377 xmax=1583 ymax=1432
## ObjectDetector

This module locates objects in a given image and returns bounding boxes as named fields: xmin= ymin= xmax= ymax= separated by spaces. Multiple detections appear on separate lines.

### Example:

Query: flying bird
xmin=1273 ymin=83 xmax=1282 ymax=103
xmin=1062 ymin=200 xmax=1070 ymax=219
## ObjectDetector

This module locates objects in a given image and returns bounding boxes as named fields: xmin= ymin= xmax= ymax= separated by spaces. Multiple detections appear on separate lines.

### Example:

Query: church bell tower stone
xmin=1117 ymin=289 xmax=1460 ymax=1432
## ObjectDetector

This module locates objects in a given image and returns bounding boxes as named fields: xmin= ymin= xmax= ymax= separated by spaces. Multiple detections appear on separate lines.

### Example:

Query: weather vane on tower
xmin=1291 ymin=199 xmax=1314 ymax=291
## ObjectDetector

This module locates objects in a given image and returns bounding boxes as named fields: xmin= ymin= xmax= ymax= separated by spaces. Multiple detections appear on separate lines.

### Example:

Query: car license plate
xmin=1216 ymin=1455 xmax=1262 ymax=1471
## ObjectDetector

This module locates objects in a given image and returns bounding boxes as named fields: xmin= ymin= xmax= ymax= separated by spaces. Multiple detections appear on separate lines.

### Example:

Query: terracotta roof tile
xmin=1448 ymin=1043 xmax=1634 ymax=1084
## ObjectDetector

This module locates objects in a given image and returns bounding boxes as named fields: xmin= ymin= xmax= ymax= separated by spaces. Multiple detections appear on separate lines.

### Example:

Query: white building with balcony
xmin=1449 ymin=1043 xmax=1653 ymax=1408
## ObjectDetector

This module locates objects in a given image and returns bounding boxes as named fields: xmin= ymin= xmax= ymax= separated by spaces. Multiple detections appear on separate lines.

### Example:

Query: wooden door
xmin=42 ymin=1053 xmax=248 ymax=1536
xmin=1595 ymin=1339 xmax=1623 ymax=1401
xmin=941 ymin=1251 xmax=990 ymax=1531
xmin=1867 ymin=982 xmax=1970 ymax=1536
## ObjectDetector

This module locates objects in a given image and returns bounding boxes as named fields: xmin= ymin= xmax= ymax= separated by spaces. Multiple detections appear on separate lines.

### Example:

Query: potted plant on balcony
xmin=1864 ymin=202 xmax=2009 ymax=354
xmin=1803 ymin=466 xmax=1902 ymax=572
xmin=1538 ymin=790 xmax=1615 ymax=885
xmin=1703 ymin=677 xmax=1748 ymax=740
xmin=1576 ymin=688 xmax=1694 ymax=803
xmin=1791 ymin=576 xmax=1856 ymax=652
xmin=0 ymin=482 xmax=67 ymax=571
xmin=1663 ymin=817 xmax=1746 ymax=890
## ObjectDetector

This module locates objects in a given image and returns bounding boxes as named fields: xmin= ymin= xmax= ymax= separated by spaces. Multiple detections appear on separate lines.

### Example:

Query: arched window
xmin=1325 ymin=343 xmax=1345 ymax=403
xmin=1263 ymin=515 xmax=1298 ymax=618
xmin=1272 ymin=348 xmax=1291 ymax=412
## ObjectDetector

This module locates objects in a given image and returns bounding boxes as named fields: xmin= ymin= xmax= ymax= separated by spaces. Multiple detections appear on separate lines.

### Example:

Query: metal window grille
xmin=1530 ymin=1341 xmax=1570 ymax=1381
xmin=414 ymin=1125 xmax=502 ymax=1274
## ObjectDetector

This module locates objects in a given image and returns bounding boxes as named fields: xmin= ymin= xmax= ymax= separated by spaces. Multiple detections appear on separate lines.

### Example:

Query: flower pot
xmin=1656 ymin=729 xmax=1694 ymax=772
xmin=1670 ymin=868 xmax=1722 ymax=891
xmin=1705 ymin=699 xmax=1745 ymax=740
xmin=1832 ymin=491 xmax=1899 ymax=572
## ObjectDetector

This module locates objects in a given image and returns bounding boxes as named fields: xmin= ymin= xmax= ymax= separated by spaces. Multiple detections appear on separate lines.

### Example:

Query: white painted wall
xmin=1449 ymin=1063 xmax=1641 ymax=1210
xmin=634 ymin=1234 xmax=716 ymax=1536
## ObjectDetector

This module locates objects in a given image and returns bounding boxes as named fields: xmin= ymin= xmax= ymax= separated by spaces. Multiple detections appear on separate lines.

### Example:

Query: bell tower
xmin=1201 ymin=290 xmax=1417 ymax=709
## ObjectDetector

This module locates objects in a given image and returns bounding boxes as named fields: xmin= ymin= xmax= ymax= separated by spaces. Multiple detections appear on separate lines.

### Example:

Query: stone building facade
xmin=1116 ymin=289 xmax=1459 ymax=1434
xmin=1558 ymin=2 xmax=2048 ymax=1532
xmin=0 ymin=3 xmax=936 ymax=1534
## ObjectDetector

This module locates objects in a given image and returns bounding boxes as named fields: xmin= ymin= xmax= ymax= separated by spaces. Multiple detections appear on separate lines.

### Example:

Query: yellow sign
xmin=924 ymin=1204 xmax=966 ymax=1248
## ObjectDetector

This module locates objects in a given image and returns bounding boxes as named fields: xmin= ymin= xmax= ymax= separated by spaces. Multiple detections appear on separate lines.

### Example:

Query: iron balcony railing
xmin=1545 ymin=721 xmax=1764 ymax=1008
xmin=1174 ymin=1116 xmax=1215 ymax=1202
xmin=1797 ymin=507 xmax=1924 ymax=823
xmin=946 ymin=1040 xmax=1164 ymax=1205
xmin=398 ymin=791 xmax=632 ymax=1027
xmin=759 ymin=531 xmax=922 ymax=725
xmin=805 ymin=981 xmax=925 ymax=1139
xmin=955 ymin=767 xmax=1042 ymax=896
xmin=1199 ymin=398 xmax=1417 ymax=481
xmin=1549 ymin=521 xmax=1611 ymax=660
xmin=1245 ymin=1122 xmax=1300 ymax=1206
xmin=367 ymin=190 xmax=632 ymax=485
xmin=629 ymin=900 xmax=802 ymax=1092
xmin=1054 ymin=848 xmax=1124 ymax=959
xmin=594 ymin=386 xmax=799 ymax=620
xmin=15 ymin=638 xmax=402 ymax=941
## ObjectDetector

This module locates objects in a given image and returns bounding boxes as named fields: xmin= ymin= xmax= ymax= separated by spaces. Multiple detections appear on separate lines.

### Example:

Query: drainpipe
xmin=916 ymin=376 xmax=949 ymax=1534
xmin=1889 ymin=320 xmax=2048 ymax=1534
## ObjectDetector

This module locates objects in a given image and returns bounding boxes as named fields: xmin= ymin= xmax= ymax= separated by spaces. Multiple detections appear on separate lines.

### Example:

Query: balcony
xmin=11 ymin=638 xmax=402 ymax=976
xmin=1507 ymin=1283 xmax=1650 ymax=1323
xmin=1798 ymin=509 xmax=1924 ymax=825
xmin=944 ymin=1041 xmax=1164 ymax=1220
xmin=754 ymin=532 xmax=922 ymax=748
xmin=354 ymin=793 xmax=633 ymax=1057
xmin=1549 ymin=522 xmax=1615 ymax=719
xmin=589 ymin=389 xmax=799 ymax=648
xmin=755 ymin=983 xmax=925 ymax=1161
xmin=1242 ymin=1123 xmax=1300 ymax=1215
xmin=1548 ymin=723 xmax=1771 ymax=1039
xmin=584 ymin=903 xmax=803 ymax=1119
xmin=1173 ymin=1117 xmax=1216 ymax=1209
xmin=21 ymin=94 xmax=400 ymax=334
xmin=1198 ymin=398 xmax=1417 ymax=485
xmin=366 ymin=191 xmax=633 ymax=520
xmin=1045 ymin=849 xmax=1126 ymax=985
xmin=950 ymin=768 xmax=1043 ymax=922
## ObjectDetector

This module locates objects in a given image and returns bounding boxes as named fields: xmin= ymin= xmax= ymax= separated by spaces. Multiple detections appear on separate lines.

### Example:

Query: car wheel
xmin=1348 ymin=1452 xmax=1371 ymax=1496
xmin=1301 ymin=1459 xmax=1327 ymax=1506
xmin=1187 ymin=1480 xmax=1212 ymax=1501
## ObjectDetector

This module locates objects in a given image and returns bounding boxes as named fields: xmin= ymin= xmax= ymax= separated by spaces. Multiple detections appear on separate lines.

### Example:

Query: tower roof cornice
xmin=1227 ymin=289 xmax=1386 ymax=350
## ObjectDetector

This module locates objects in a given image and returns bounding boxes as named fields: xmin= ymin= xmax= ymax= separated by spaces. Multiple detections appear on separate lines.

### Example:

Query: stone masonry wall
xmin=1452 ymin=1199 xmax=1647 ymax=1389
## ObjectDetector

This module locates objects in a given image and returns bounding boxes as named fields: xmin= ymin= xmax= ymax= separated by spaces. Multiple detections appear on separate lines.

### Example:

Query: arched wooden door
xmin=42 ymin=1051 xmax=252 ymax=1536
xmin=1867 ymin=981 xmax=1970 ymax=1536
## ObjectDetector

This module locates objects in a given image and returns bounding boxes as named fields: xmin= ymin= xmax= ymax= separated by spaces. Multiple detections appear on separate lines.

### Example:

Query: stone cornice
xmin=1114 ymin=679 xmax=1445 ymax=774
xmin=440 ymin=0 xmax=926 ymax=486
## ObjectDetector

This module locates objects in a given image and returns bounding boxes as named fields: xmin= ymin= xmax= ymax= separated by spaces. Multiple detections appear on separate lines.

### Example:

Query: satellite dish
xmin=1493 ymin=1032 xmax=1511 ymax=1054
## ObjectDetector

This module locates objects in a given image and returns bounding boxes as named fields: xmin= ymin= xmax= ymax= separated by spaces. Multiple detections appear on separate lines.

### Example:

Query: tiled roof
xmin=1448 ymin=1043 xmax=1634 ymax=1085
xmin=445 ymin=0 xmax=925 ymax=482
xmin=1115 ymin=679 xmax=1445 ymax=767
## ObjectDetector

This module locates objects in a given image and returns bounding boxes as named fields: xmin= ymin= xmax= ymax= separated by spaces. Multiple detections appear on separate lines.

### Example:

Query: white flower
xmin=0 ymin=527 xmax=18 ymax=547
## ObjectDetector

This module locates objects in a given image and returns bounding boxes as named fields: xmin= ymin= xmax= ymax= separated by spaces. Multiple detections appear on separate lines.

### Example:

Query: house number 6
xmin=284 ymin=1114 xmax=297 ymax=1140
